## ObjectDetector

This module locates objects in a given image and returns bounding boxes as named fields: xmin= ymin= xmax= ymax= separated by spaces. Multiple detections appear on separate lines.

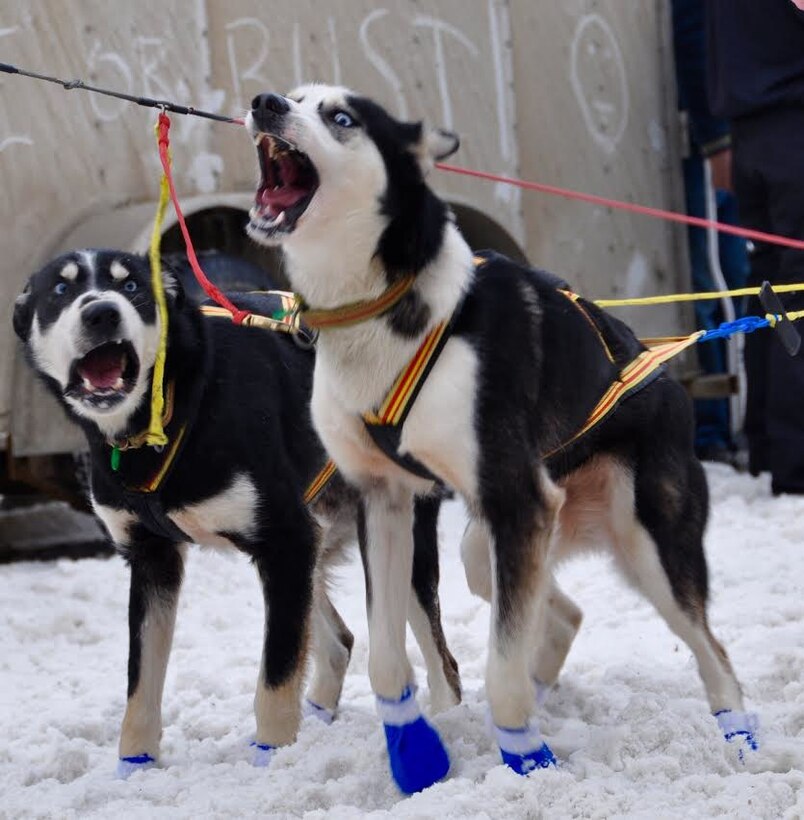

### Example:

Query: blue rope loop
xmin=699 ymin=314 xmax=772 ymax=343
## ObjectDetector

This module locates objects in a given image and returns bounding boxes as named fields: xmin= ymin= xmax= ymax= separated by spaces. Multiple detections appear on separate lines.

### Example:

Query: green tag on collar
xmin=111 ymin=446 xmax=121 ymax=472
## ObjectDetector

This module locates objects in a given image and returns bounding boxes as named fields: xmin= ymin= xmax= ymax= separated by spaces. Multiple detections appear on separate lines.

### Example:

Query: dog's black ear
xmin=12 ymin=283 xmax=33 ymax=341
xmin=414 ymin=125 xmax=460 ymax=175
xmin=425 ymin=127 xmax=460 ymax=161
xmin=160 ymin=260 xmax=186 ymax=309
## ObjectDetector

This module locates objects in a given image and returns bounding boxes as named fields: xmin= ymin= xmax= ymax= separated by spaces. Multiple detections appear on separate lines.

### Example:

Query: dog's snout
xmin=252 ymin=93 xmax=290 ymax=116
xmin=82 ymin=301 xmax=121 ymax=333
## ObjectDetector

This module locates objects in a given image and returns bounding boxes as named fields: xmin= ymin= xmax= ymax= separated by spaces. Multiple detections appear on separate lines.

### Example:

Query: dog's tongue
xmin=77 ymin=345 xmax=125 ymax=389
xmin=259 ymin=154 xmax=309 ymax=214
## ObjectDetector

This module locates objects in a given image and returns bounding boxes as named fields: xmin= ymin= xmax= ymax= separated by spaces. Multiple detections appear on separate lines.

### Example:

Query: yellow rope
xmin=595 ymin=282 xmax=804 ymax=309
xmin=145 ymin=119 xmax=171 ymax=448
xmin=766 ymin=308 xmax=804 ymax=327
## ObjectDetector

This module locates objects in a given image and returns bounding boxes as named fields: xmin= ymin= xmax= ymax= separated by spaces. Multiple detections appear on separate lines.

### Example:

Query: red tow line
xmin=157 ymin=112 xmax=251 ymax=324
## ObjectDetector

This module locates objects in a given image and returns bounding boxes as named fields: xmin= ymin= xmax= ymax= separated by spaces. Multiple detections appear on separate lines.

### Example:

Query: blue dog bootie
xmin=495 ymin=723 xmax=557 ymax=775
xmin=377 ymin=685 xmax=450 ymax=794
xmin=303 ymin=698 xmax=335 ymax=725
xmin=116 ymin=753 xmax=156 ymax=779
xmin=714 ymin=710 xmax=759 ymax=761
xmin=250 ymin=741 xmax=277 ymax=767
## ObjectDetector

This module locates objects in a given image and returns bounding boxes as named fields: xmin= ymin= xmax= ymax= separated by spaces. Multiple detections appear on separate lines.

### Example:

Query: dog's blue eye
xmin=53 ymin=282 xmax=68 ymax=296
xmin=332 ymin=110 xmax=356 ymax=128
xmin=124 ymin=280 xmax=138 ymax=292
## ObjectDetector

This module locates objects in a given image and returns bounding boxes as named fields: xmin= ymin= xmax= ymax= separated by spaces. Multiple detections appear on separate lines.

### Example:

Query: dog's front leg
xmin=359 ymin=484 xmax=450 ymax=794
xmin=485 ymin=469 xmax=564 ymax=775
xmin=118 ymin=539 xmax=185 ymax=778
xmin=250 ymin=511 xmax=317 ymax=765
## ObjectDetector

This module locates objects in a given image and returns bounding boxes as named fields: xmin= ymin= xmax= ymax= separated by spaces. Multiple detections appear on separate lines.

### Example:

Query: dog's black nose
xmin=82 ymin=301 xmax=120 ymax=333
xmin=251 ymin=93 xmax=290 ymax=115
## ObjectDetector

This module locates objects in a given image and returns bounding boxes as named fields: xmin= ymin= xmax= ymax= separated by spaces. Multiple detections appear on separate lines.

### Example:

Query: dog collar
xmin=109 ymin=380 xmax=176 ymax=454
xmin=300 ymin=276 xmax=416 ymax=330
xmin=200 ymin=276 xmax=416 ymax=335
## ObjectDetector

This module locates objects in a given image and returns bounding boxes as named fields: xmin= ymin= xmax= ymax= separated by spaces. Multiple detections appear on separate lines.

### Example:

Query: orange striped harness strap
xmin=304 ymin=459 xmax=337 ymax=505
xmin=132 ymin=424 xmax=188 ymax=493
xmin=544 ymin=332 xmax=703 ymax=459
xmin=364 ymin=320 xmax=451 ymax=427
xmin=362 ymin=317 xmax=456 ymax=482
xmin=301 ymin=276 xmax=416 ymax=330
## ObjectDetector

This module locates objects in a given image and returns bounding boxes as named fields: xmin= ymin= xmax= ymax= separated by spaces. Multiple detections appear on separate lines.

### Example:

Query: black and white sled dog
xmin=13 ymin=250 xmax=461 ymax=777
xmin=245 ymin=84 xmax=758 ymax=793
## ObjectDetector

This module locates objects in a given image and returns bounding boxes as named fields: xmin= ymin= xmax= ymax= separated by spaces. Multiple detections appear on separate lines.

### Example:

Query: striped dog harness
xmin=361 ymin=253 xmax=693 ymax=479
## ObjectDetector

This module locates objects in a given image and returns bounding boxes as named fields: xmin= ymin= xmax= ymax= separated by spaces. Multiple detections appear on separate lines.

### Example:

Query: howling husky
xmin=245 ymin=84 xmax=756 ymax=793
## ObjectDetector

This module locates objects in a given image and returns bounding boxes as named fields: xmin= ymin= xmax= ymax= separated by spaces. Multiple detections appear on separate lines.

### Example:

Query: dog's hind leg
xmin=305 ymin=511 xmax=355 ymax=724
xmin=251 ymin=508 xmax=317 ymax=765
xmin=118 ymin=538 xmax=185 ymax=778
xmin=461 ymin=515 xmax=580 ymax=702
xmin=611 ymin=450 xmax=755 ymax=753
xmin=305 ymin=586 xmax=354 ymax=723
xmin=531 ymin=580 xmax=583 ymax=693
xmin=408 ymin=493 xmax=461 ymax=713
xmin=359 ymin=485 xmax=450 ymax=794
xmin=484 ymin=467 xmax=565 ymax=774
xmin=461 ymin=517 xmax=493 ymax=600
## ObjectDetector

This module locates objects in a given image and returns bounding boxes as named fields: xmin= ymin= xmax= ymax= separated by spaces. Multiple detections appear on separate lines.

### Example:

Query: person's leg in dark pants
xmin=732 ymin=107 xmax=804 ymax=492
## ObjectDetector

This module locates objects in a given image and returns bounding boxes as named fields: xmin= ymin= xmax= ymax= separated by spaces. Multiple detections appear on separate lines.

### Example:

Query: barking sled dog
xmin=13 ymin=250 xmax=460 ymax=776
xmin=245 ymin=84 xmax=758 ymax=793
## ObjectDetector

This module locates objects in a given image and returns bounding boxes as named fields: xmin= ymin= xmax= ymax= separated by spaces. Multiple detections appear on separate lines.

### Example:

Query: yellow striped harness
xmin=359 ymin=256 xmax=695 ymax=479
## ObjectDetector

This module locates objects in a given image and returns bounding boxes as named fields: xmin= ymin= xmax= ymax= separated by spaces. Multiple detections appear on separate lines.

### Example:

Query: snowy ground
xmin=1 ymin=464 xmax=802 ymax=819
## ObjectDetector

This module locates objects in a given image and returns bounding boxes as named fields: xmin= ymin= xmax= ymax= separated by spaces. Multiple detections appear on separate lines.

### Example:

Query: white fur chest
xmin=92 ymin=473 xmax=260 ymax=550
xmin=313 ymin=321 xmax=422 ymax=415
xmin=168 ymin=473 xmax=259 ymax=549
xmin=311 ymin=336 xmax=480 ymax=500
xmin=398 ymin=337 xmax=480 ymax=499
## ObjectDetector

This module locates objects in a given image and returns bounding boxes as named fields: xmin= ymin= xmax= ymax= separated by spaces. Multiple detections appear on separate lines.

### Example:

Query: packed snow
xmin=1 ymin=464 xmax=802 ymax=819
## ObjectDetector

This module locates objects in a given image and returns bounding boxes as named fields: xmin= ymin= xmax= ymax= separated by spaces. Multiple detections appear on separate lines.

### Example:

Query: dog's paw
xmin=715 ymin=710 xmax=759 ymax=762
xmin=116 ymin=753 xmax=156 ymax=779
xmin=303 ymin=699 xmax=335 ymax=725
xmin=377 ymin=686 xmax=450 ymax=794
xmin=250 ymin=741 xmax=276 ymax=767
xmin=495 ymin=724 xmax=557 ymax=775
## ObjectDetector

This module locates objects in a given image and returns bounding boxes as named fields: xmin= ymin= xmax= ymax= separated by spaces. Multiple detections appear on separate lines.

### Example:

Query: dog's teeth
xmin=274 ymin=211 xmax=286 ymax=225
xmin=113 ymin=377 xmax=124 ymax=390
xmin=83 ymin=377 xmax=93 ymax=392
xmin=254 ymin=134 xmax=265 ymax=146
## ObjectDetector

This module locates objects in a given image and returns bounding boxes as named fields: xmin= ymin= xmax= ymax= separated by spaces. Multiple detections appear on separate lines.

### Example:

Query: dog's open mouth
xmin=248 ymin=134 xmax=319 ymax=240
xmin=66 ymin=341 xmax=139 ymax=408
